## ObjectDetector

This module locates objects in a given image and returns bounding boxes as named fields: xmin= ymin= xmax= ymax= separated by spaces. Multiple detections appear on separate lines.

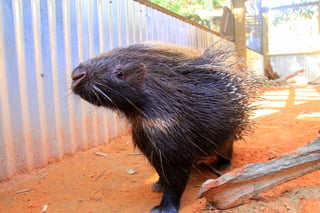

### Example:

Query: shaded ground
xmin=1 ymin=85 xmax=320 ymax=213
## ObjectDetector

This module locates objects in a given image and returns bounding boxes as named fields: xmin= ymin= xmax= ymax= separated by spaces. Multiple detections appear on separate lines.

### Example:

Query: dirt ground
xmin=0 ymin=85 xmax=320 ymax=213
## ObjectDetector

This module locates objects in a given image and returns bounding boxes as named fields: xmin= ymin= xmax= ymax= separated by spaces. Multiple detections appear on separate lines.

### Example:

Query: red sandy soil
xmin=0 ymin=85 xmax=320 ymax=213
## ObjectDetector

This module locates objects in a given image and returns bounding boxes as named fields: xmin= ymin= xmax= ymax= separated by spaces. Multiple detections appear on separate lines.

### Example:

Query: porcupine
xmin=71 ymin=42 xmax=256 ymax=213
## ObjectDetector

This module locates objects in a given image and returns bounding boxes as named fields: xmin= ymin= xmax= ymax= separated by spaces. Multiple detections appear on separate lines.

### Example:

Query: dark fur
xmin=71 ymin=43 xmax=255 ymax=213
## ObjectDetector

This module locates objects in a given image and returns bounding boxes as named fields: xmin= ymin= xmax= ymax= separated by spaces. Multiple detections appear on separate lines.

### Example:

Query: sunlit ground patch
xmin=253 ymin=87 xmax=320 ymax=119
xmin=297 ymin=112 xmax=320 ymax=121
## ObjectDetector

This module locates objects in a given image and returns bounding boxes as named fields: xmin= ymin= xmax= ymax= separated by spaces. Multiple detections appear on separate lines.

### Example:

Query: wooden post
xmin=232 ymin=0 xmax=246 ymax=60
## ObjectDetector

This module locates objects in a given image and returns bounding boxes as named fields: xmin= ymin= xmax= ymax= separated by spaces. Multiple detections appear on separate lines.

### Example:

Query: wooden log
xmin=198 ymin=137 xmax=320 ymax=209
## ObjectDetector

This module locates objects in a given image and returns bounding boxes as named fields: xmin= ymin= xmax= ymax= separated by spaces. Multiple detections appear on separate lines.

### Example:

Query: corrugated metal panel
xmin=0 ymin=0 xmax=226 ymax=181
xmin=270 ymin=52 xmax=320 ymax=82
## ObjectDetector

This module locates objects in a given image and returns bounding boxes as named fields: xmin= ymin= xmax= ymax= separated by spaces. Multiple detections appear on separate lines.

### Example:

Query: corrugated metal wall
xmin=0 ymin=0 xmax=224 ymax=181
xmin=270 ymin=52 xmax=320 ymax=83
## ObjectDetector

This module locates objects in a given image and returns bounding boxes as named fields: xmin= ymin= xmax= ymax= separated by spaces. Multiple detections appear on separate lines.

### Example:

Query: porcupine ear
xmin=122 ymin=62 xmax=146 ymax=87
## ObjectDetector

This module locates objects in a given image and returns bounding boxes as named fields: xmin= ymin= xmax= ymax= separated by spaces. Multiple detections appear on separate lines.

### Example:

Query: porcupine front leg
xmin=150 ymin=152 xmax=193 ymax=213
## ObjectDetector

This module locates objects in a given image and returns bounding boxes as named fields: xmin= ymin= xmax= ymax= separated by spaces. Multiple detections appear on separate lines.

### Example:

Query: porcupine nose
xmin=71 ymin=67 xmax=87 ymax=90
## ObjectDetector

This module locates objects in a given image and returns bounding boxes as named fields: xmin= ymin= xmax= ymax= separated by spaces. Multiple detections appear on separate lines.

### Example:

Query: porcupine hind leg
xmin=216 ymin=138 xmax=234 ymax=170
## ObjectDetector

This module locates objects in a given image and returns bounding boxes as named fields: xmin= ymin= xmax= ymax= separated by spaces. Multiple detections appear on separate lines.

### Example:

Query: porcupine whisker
xmin=92 ymin=85 xmax=120 ymax=110
xmin=96 ymin=82 xmax=145 ymax=115
xmin=91 ymin=84 xmax=106 ymax=104
xmin=90 ymin=87 xmax=104 ymax=106
xmin=66 ymin=89 xmax=74 ymax=99
xmin=63 ymin=89 xmax=79 ymax=114
xmin=121 ymin=96 xmax=145 ymax=115
xmin=86 ymin=89 xmax=95 ymax=105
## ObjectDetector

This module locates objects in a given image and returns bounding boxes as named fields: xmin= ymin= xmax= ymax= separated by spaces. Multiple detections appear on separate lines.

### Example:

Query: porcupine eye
xmin=115 ymin=70 xmax=123 ymax=77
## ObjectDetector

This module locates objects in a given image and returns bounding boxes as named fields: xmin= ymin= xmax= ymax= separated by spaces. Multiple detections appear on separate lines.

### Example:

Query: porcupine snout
xmin=71 ymin=66 xmax=87 ymax=90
